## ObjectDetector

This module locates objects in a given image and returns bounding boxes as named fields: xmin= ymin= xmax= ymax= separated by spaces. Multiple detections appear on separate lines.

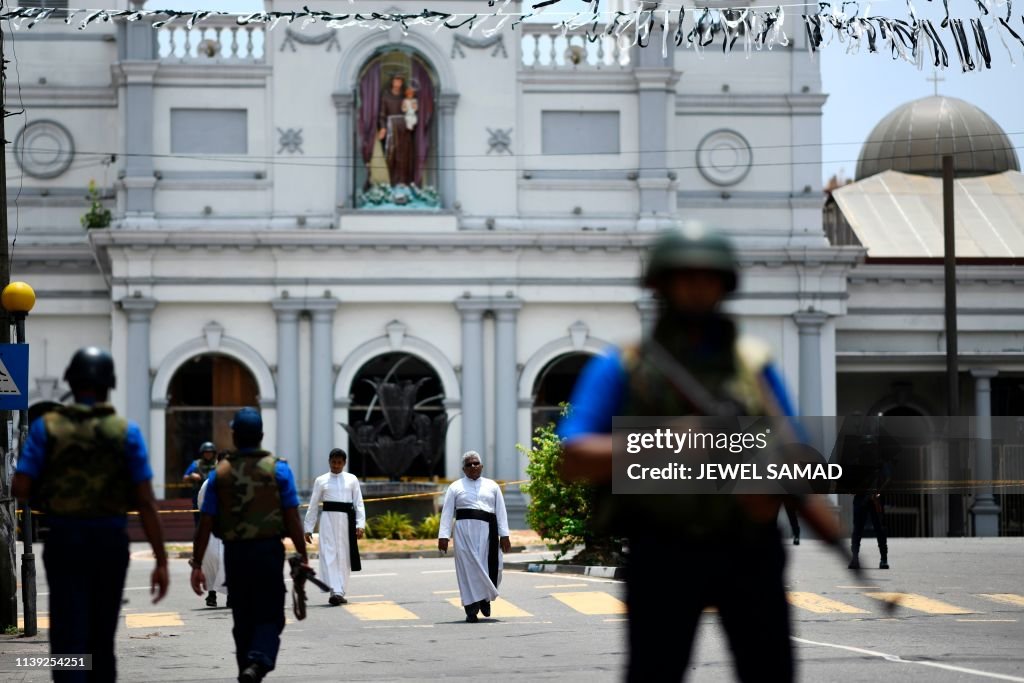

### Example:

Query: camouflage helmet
xmin=63 ymin=347 xmax=116 ymax=390
xmin=642 ymin=223 xmax=738 ymax=293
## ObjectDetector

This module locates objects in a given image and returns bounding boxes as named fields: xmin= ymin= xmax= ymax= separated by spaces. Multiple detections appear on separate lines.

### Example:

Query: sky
xmin=140 ymin=0 xmax=1024 ymax=184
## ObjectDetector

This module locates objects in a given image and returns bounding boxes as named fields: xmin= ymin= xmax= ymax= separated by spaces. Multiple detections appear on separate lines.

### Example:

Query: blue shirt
xmin=557 ymin=347 xmax=802 ymax=440
xmin=200 ymin=450 xmax=300 ymax=516
xmin=16 ymin=412 xmax=154 ymax=529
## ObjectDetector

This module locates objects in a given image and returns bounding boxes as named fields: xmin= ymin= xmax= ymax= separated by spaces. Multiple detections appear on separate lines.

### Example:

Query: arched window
xmin=354 ymin=48 xmax=440 ymax=209
xmin=164 ymin=354 xmax=259 ymax=497
xmin=531 ymin=353 xmax=593 ymax=433
xmin=344 ymin=352 xmax=446 ymax=479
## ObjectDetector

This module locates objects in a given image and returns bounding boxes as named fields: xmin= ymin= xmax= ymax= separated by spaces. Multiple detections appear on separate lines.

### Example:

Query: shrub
xmin=416 ymin=512 xmax=441 ymax=539
xmin=520 ymin=406 xmax=611 ymax=557
xmin=80 ymin=180 xmax=112 ymax=229
xmin=366 ymin=511 xmax=416 ymax=540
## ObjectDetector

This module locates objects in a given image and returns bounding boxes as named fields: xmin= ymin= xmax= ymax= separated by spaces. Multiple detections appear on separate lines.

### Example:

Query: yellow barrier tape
xmin=15 ymin=479 xmax=530 ymax=516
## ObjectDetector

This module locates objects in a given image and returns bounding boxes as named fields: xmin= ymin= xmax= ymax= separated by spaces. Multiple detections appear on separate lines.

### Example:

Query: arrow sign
xmin=0 ymin=344 xmax=29 ymax=411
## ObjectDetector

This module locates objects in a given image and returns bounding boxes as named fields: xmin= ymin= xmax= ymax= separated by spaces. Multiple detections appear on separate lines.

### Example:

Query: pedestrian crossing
xmin=23 ymin=589 xmax=1024 ymax=632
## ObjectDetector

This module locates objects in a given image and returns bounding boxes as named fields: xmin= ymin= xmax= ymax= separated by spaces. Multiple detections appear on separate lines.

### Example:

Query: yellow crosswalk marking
xmin=787 ymin=592 xmax=870 ymax=614
xmin=552 ymin=591 xmax=627 ymax=615
xmin=345 ymin=601 xmax=419 ymax=621
xmin=978 ymin=594 xmax=1024 ymax=608
xmin=125 ymin=612 xmax=184 ymax=628
xmin=17 ymin=616 xmax=49 ymax=629
xmin=446 ymin=598 xmax=532 ymax=617
xmin=865 ymin=593 xmax=975 ymax=615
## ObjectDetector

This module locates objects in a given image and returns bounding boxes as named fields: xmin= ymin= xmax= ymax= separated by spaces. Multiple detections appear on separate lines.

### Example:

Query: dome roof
xmin=856 ymin=96 xmax=1019 ymax=180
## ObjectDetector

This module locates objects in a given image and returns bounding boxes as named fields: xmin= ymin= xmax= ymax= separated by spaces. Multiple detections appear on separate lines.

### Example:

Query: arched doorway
xmin=344 ymin=352 xmax=445 ymax=479
xmin=531 ymin=353 xmax=593 ymax=433
xmin=353 ymin=47 xmax=440 ymax=209
xmin=164 ymin=353 xmax=259 ymax=498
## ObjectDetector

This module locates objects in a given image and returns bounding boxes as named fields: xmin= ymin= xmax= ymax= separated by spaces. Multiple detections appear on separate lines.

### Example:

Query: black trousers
xmin=783 ymin=500 xmax=800 ymax=538
xmin=223 ymin=538 xmax=286 ymax=672
xmin=43 ymin=526 xmax=130 ymax=683
xmin=851 ymin=494 xmax=888 ymax=554
xmin=625 ymin=530 xmax=793 ymax=683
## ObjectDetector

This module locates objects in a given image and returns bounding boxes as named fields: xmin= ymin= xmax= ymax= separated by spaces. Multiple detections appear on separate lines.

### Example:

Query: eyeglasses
xmin=464 ymin=463 xmax=482 ymax=468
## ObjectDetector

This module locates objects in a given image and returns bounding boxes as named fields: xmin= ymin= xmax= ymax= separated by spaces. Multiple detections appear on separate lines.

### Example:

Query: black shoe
xmin=792 ymin=536 xmax=800 ymax=546
xmin=206 ymin=591 xmax=217 ymax=607
xmin=848 ymin=556 xmax=861 ymax=570
xmin=226 ymin=595 xmax=233 ymax=609
xmin=238 ymin=662 xmax=269 ymax=683
xmin=466 ymin=613 xmax=479 ymax=623
xmin=480 ymin=601 xmax=491 ymax=617
xmin=329 ymin=594 xmax=342 ymax=606
xmin=879 ymin=559 xmax=889 ymax=569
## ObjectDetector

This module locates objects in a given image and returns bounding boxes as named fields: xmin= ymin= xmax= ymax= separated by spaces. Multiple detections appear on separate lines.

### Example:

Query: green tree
xmin=519 ymin=407 xmax=620 ymax=563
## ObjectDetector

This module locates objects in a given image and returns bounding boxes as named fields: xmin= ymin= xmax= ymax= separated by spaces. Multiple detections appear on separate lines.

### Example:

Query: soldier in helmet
xmin=558 ymin=225 xmax=837 ymax=682
xmin=12 ymin=346 xmax=169 ymax=681
xmin=190 ymin=407 xmax=308 ymax=683
xmin=184 ymin=441 xmax=219 ymax=523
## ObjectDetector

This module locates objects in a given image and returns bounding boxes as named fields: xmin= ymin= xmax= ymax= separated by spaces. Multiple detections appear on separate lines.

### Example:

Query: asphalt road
xmin=2 ymin=537 xmax=1023 ymax=682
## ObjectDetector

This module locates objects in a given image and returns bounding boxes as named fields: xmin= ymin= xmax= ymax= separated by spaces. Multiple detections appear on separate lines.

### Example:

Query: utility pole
xmin=0 ymin=20 xmax=17 ymax=630
xmin=943 ymin=155 xmax=963 ymax=537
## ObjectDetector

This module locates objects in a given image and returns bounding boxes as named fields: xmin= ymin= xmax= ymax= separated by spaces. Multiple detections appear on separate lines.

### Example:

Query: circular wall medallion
xmin=13 ymin=120 xmax=75 ymax=179
xmin=696 ymin=129 xmax=752 ymax=186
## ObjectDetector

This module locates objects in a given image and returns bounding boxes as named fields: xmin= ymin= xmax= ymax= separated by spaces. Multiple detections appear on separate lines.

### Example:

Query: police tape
xmin=14 ymin=479 xmax=530 ymax=516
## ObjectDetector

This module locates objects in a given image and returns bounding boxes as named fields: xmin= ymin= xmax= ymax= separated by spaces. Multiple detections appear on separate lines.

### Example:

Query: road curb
xmin=505 ymin=561 xmax=625 ymax=580
xmin=168 ymin=544 xmax=550 ymax=562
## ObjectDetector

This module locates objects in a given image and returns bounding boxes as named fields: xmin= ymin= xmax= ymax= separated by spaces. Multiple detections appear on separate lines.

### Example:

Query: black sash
xmin=455 ymin=508 xmax=499 ymax=586
xmin=322 ymin=501 xmax=361 ymax=572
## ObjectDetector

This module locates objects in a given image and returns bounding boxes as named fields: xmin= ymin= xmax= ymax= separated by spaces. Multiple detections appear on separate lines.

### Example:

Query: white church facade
xmin=8 ymin=2 xmax=1020 ymax=534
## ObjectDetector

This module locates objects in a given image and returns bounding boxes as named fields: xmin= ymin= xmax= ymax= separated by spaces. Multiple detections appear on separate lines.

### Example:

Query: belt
xmin=320 ymin=501 xmax=361 ymax=571
xmin=455 ymin=508 xmax=499 ymax=586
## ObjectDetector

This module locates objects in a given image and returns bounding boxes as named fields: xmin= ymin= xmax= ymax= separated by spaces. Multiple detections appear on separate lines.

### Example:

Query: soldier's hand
xmin=304 ymin=533 xmax=313 ymax=544
xmin=190 ymin=567 xmax=207 ymax=596
xmin=356 ymin=528 xmax=364 ymax=540
xmin=151 ymin=565 xmax=169 ymax=604
xmin=437 ymin=538 xmax=449 ymax=553
xmin=500 ymin=536 xmax=512 ymax=554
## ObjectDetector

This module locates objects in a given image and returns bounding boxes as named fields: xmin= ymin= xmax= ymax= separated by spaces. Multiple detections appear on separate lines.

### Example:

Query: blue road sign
xmin=0 ymin=344 xmax=29 ymax=411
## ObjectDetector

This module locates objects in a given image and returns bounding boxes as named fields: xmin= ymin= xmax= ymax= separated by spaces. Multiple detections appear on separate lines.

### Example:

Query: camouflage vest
xmin=605 ymin=317 xmax=775 ymax=540
xmin=37 ymin=404 xmax=134 ymax=517
xmin=190 ymin=457 xmax=217 ymax=494
xmin=213 ymin=450 xmax=285 ymax=541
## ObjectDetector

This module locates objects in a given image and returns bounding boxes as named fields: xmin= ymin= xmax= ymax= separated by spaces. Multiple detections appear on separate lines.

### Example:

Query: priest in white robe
xmin=438 ymin=451 xmax=512 ymax=623
xmin=196 ymin=475 xmax=228 ymax=607
xmin=304 ymin=448 xmax=366 ymax=606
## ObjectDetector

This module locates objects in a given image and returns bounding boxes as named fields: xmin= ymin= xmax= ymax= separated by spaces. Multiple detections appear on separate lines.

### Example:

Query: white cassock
xmin=438 ymin=477 xmax=510 ymax=607
xmin=196 ymin=479 xmax=227 ymax=595
xmin=304 ymin=471 xmax=366 ymax=596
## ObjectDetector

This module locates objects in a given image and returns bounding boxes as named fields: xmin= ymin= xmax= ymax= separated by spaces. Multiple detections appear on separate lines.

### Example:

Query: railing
xmin=157 ymin=18 xmax=265 ymax=63
xmin=520 ymin=23 xmax=631 ymax=69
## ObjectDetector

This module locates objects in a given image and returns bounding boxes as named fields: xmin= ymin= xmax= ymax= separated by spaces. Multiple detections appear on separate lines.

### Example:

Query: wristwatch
xmin=189 ymin=558 xmax=201 ymax=569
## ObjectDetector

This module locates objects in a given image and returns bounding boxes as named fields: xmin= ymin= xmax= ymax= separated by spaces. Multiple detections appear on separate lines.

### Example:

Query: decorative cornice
xmin=120 ymin=296 xmax=157 ymax=319
xmin=793 ymin=310 xmax=829 ymax=328
xmin=113 ymin=61 xmax=160 ymax=85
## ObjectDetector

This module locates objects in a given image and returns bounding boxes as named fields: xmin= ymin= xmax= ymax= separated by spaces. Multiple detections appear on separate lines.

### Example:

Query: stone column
xmin=122 ymin=297 xmax=157 ymax=446
xmin=970 ymin=369 xmax=1001 ymax=536
xmin=794 ymin=311 xmax=828 ymax=417
xmin=308 ymin=298 xmax=339 ymax=487
xmin=437 ymin=94 xmax=459 ymax=210
xmin=332 ymin=93 xmax=354 ymax=211
xmin=492 ymin=299 xmax=523 ymax=482
xmin=455 ymin=298 xmax=488 ymax=457
xmin=273 ymin=299 xmax=304 ymax=482
xmin=119 ymin=14 xmax=158 ymax=221
xmin=634 ymin=45 xmax=678 ymax=229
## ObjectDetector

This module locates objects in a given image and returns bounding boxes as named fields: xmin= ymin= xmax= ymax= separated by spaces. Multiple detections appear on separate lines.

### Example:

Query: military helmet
xmin=63 ymin=346 xmax=116 ymax=390
xmin=642 ymin=224 xmax=738 ymax=292
xmin=198 ymin=441 xmax=217 ymax=455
